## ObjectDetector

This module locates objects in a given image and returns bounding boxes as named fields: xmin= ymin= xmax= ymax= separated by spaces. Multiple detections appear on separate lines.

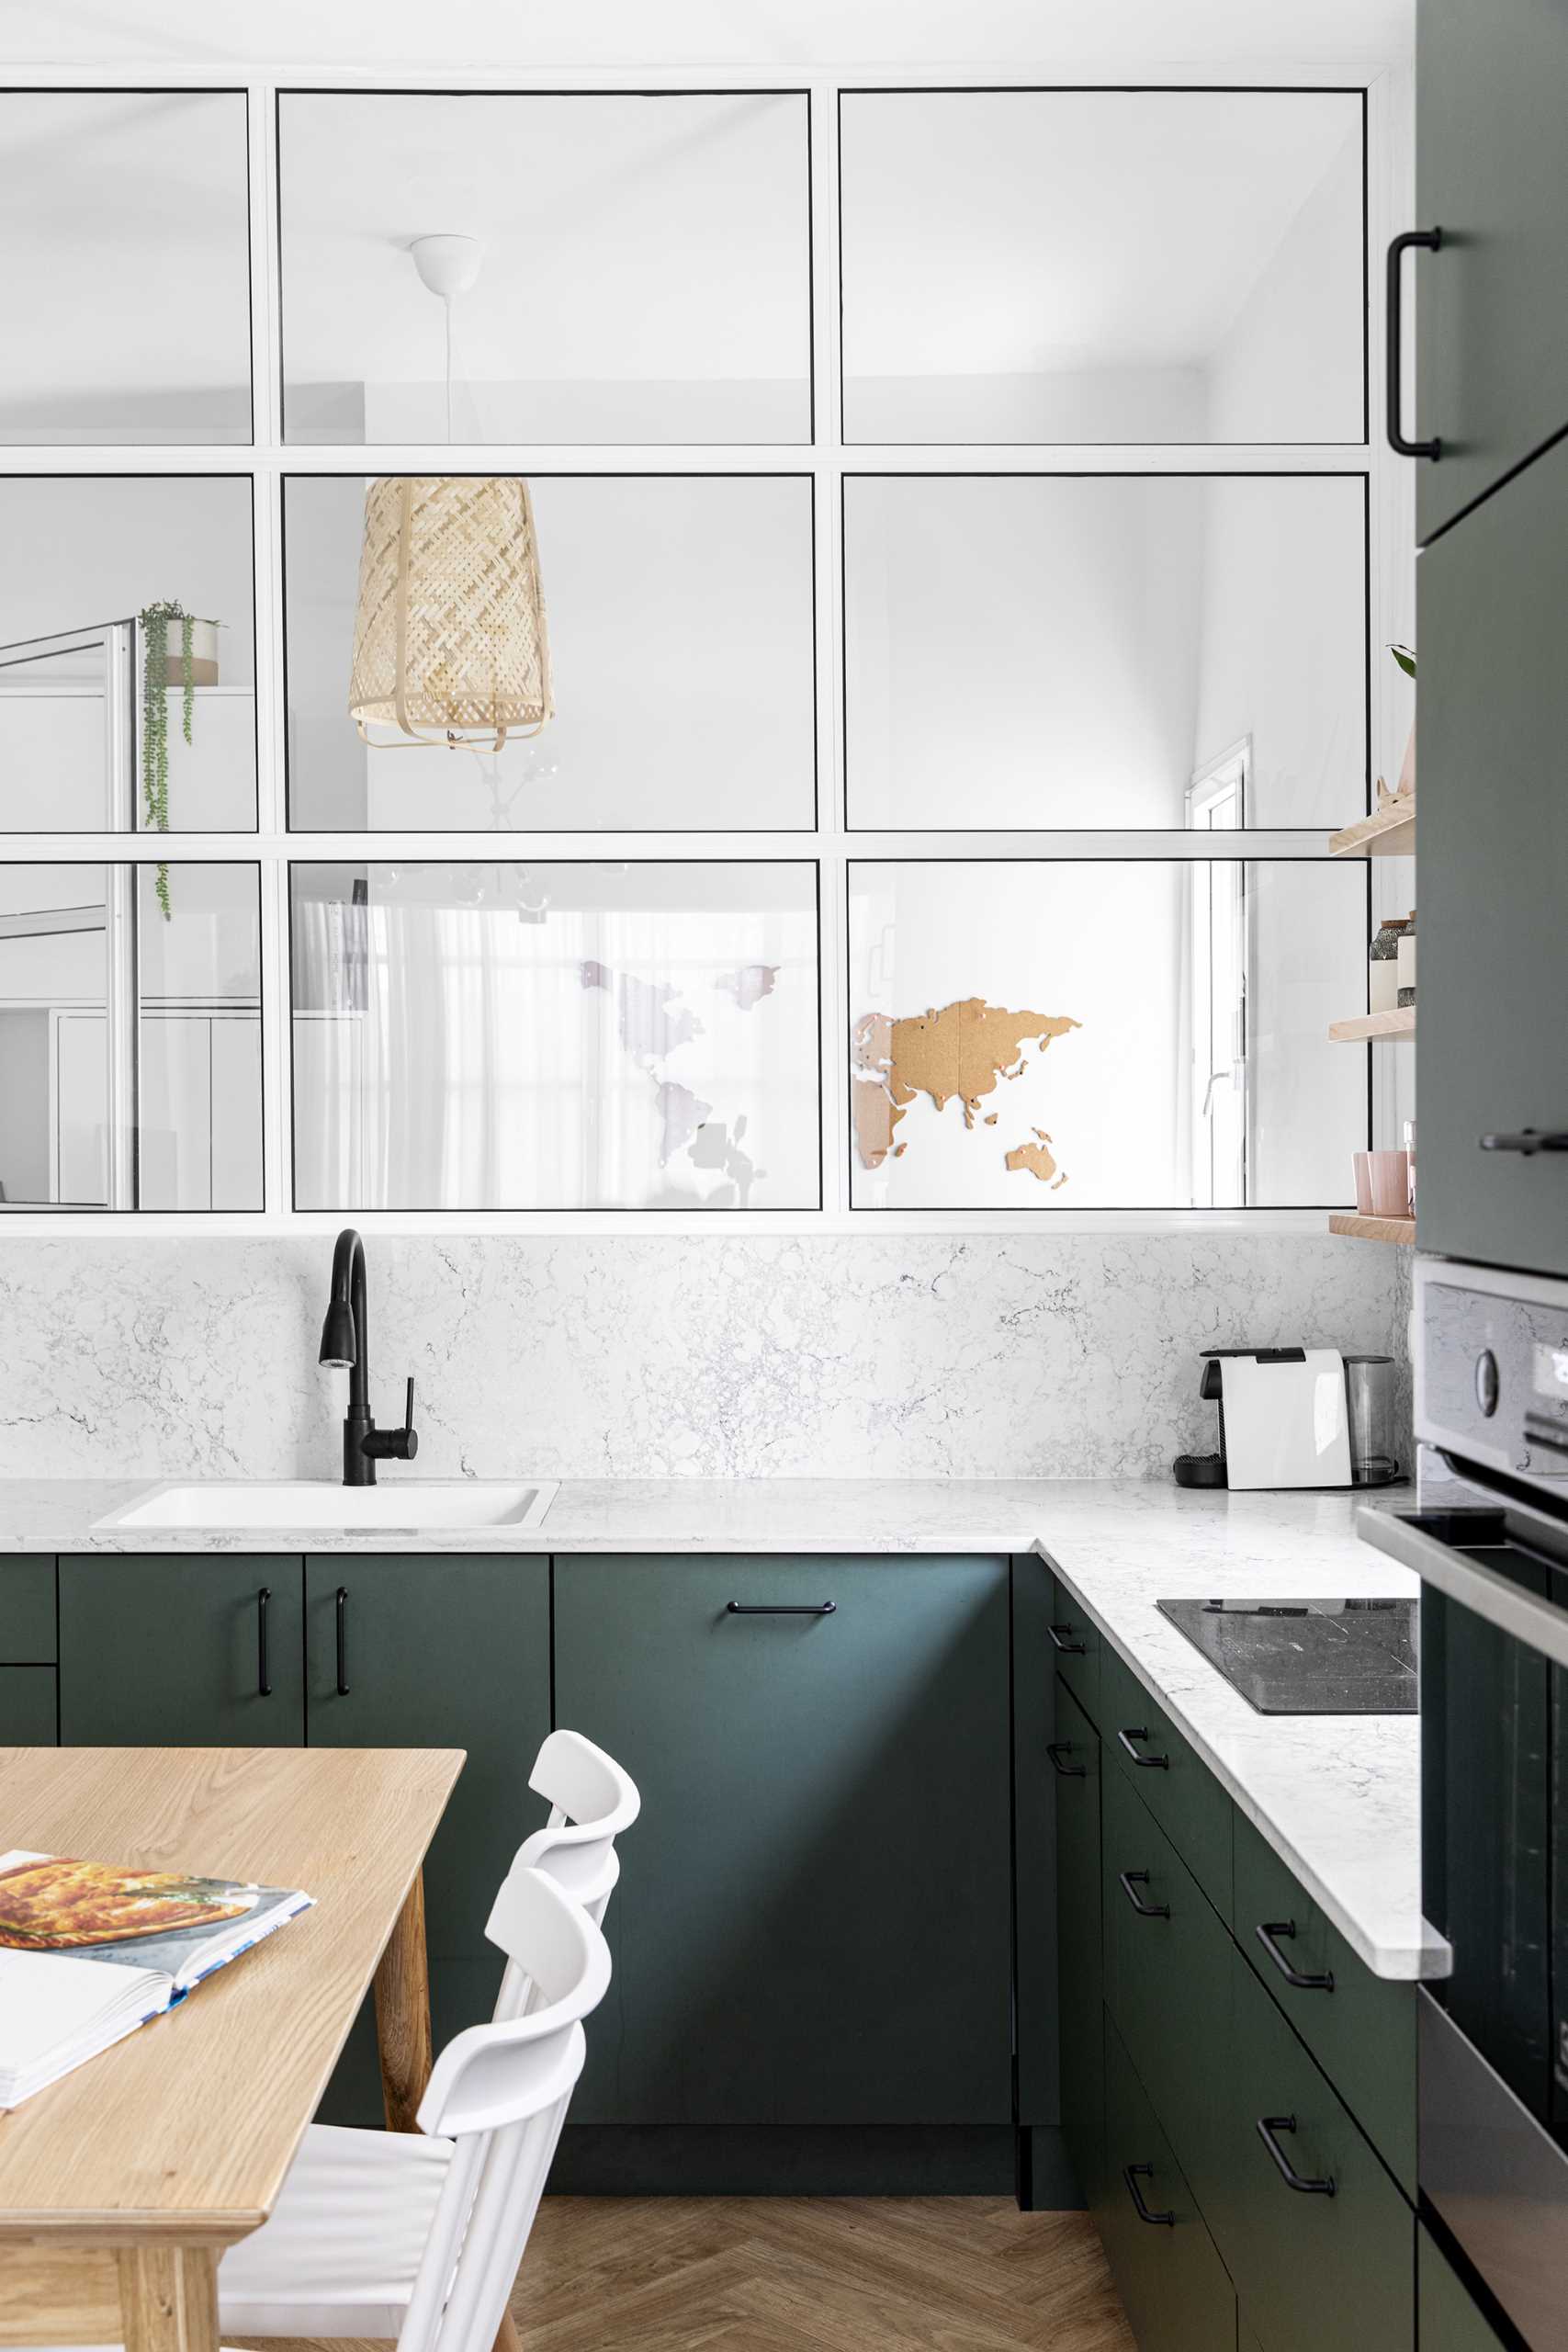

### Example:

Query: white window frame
xmin=0 ymin=61 xmax=1413 ymax=1237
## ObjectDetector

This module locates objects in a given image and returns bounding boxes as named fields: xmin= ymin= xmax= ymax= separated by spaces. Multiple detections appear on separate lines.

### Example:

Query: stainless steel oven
xmin=1363 ymin=1258 xmax=1568 ymax=2347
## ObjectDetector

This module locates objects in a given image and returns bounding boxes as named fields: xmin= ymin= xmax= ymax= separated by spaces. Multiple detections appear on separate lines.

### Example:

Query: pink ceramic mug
xmin=1366 ymin=1149 xmax=1412 ymax=1219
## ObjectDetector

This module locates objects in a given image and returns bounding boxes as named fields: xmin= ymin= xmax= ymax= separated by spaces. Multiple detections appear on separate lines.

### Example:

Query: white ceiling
xmin=0 ymin=0 xmax=1414 ymax=74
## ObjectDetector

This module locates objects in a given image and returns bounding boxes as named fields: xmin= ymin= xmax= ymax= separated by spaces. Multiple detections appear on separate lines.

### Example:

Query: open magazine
xmin=0 ymin=1850 xmax=313 ymax=2109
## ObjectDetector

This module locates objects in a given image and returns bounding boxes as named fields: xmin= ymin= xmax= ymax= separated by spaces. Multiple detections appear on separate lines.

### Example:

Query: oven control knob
xmin=1475 ymin=1348 xmax=1501 ymax=1418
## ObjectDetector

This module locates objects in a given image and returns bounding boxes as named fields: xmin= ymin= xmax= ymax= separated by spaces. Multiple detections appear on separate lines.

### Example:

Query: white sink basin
xmin=96 ymin=1479 xmax=558 ymax=1534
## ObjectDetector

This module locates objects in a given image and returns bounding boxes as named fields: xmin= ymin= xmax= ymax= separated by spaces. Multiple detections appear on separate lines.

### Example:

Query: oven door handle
xmin=1358 ymin=1498 xmax=1568 ymax=1674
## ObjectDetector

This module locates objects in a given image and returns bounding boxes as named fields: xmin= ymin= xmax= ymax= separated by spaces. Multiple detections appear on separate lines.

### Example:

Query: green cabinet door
xmin=1100 ymin=2015 xmax=1237 ymax=2352
xmin=553 ymin=1555 xmax=1011 ymax=2128
xmin=58 ymin=1557 xmax=305 ymax=1744
xmin=1416 ymin=0 xmax=1568 ymax=543
xmin=0 ymin=1559 xmax=56 ymax=1660
xmin=304 ymin=1556 xmax=549 ymax=1966
xmin=1418 ymin=2224 xmax=1508 ymax=2351
xmin=1055 ymin=1678 xmax=1105 ymax=2211
xmin=1 ymin=1667 xmax=57 ymax=1743
xmin=1416 ymin=438 xmax=1568 ymax=1274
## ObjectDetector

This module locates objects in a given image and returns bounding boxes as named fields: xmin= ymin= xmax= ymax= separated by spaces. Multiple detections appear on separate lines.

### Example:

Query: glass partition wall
xmin=0 ymin=71 xmax=1411 ymax=1226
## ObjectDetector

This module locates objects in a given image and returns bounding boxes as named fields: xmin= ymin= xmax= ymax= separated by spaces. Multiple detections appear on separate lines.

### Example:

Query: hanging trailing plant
xmin=139 ymin=599 xmax=214 ymax=921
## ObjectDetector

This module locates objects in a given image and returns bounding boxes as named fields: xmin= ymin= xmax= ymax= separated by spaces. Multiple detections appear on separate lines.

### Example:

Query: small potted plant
xmin=139 ymin=601 xmax=220 ymax=919
xmin=1378 ymin=641 xmax=1416 ymax=808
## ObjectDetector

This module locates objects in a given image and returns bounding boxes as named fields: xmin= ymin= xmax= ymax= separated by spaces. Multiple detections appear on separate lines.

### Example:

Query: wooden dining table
xmin=0 ymin=1743 xmax=465 ymax=2352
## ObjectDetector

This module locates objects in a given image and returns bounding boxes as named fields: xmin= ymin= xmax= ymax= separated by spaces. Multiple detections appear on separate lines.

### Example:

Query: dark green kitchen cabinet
xmin=553 ymin=1555 xmax=1012 ymax=2144
xmin=1099 ymin=2015 xmax=1236 ymax=2352
xmin=1418 ymin=2224 xmax=1509 ymax=2351
xmin=1054 ymin=1677 xmax=1105 ymax=2212
xmin=1415 ymin=0 xmax=1568 ymax=543
xmin=58 ymin=1556 xmax=305 ymax=1744
xmin=0 ymin=1558 xmax=56 ymax=1660
xmin=1416 ymin=435 xmax=1568 ymax=1274
xmin=1 ymin=1666 xmax=57 ymax=1743
xmin=304 ymin=1555 xmax=549 ymax=1963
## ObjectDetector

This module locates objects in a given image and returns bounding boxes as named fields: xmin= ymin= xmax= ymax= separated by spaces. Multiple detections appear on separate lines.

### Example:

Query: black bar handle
xmin=1119 ymin=1868 xmax=1170 ymax=1920
xmin=256 ymin=1586 xmax=272 ymax=1699
xmin=335 ymin=1584 xmax=349 ymax=1695
xmin=1118 ymin=1725 xmax=1170 ymax=1770
xmin=1122 ymin=2163 xmax=1175 ymax=2226
xmin=1257 ymin=2114 xmax=1336 ymax=2197
xmin=1480 ymin=1128 xmax=1568 ymax=1155
xmin=1386 ymin=228 xmax=1442 ymax=458
xmin=1047 ymin=1622 xmax=1086 ymax=1655
xmin=1047 ymin=1740 xmax=1087 ymax=1779
xmin=1256 ymin=1919 xmax=1336 ymax=1992
xmin=726 ymin=1600 xmax=836 ymax=1616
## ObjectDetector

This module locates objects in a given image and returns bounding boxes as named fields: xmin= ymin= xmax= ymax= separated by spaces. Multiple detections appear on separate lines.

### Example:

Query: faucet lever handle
xmin=400 ymin=1376 xmax=419 ymax=1459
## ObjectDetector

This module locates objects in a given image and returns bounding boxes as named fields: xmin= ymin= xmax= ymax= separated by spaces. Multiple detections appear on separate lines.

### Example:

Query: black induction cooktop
xmin=1156 ymin=1597 xmax=1418 ymax=1715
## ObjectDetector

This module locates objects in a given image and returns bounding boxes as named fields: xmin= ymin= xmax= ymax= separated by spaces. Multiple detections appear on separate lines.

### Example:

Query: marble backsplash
xmin=0 ymin=1234 xmax=1411 ymax=1483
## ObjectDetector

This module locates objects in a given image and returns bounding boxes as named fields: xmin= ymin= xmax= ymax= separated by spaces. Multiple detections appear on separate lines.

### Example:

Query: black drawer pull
xmin=256 ymin=1586 xmax=272 ymax=1698
xmin=1119 ymin=1868 xmax=1170 ymax=1920
xmin=1118 ymin=1725 xmax=1169 ymax=1770
xmin=726 ymin=1600 xmax=836 ymax=1616
xmin=1256 ymin=1919 xmax=1335 ymax=1992
xmin=1047 ymin=1740 xmax=1086 ymax=1779
xmin=1257 ymin=2114 xmax=1336 ymax=2197
xmin=1480 ymin=1128 xmax=1568 ymax=1156
xmin=1385 ymin=227 xmax=1442 ymax=459
xmin=335 ymin=1584 xmax=349 ymax=1695
xmin=1122 ymin=2164 xmax=1175 ymax=2227
xmin=1047 ymin=1622 xmax=1086 ymax=1655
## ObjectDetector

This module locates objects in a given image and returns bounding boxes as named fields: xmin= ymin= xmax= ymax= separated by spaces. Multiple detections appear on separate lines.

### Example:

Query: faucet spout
xmin=320 ymin=1227 xmax=417 ymax=1487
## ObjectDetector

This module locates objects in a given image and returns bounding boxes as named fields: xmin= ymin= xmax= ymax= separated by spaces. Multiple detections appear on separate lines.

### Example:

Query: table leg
xmin=116 ymin=2245 xmax=219 ymax=2352
xmin=374 ymin=1863 xmax=434 ymax=2133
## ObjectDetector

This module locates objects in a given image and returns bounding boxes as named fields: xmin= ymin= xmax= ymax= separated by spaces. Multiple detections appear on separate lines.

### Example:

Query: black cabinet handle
xmin=1257 ymin=2114 xmax=1336 ymax=2197
xmin=725 ymin=1600 xmax=836 ymax=1616
xmin=1118 ymin=1725 xmax=1169 ymax=1770
xmin=1480 ymin=1128 xmax=1568 ymax=1156
xmin=335 ymin=1584 xmax=349 ymax=1695
xmin=1047 ymin=1740 xmax=1087 ymax=1779
xmin=1119 ymin=1868 xmax=1170 ymax=1920
xmin=1122 ymin=2163 xmax=1175 ymax=2226
xmin=1256 ymin=1919 xmax=1335 ymax=1992
xmin=1386 ymin=228 xmax=1442 ymax=458
xmin=1047 ymin=1622 xmax=1086 ymax=1655
xmin=256 ymin=1586 xmax=272 ymax=1698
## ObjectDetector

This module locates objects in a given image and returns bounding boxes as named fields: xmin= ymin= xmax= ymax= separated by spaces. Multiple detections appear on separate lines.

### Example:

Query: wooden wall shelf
xmin=1328 ymin=1213 xmax=1416 ymax=1246
xmin=1329 ymin=797 xmax=1416 ymax=857
xmin=1328 ymin=1007 xmax=1416 ymax=1042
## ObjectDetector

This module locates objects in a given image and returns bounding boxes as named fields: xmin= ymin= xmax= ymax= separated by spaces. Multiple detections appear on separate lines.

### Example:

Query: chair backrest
xmin=488 ymin=1728 xmax=640 ymax=2020
xmin=400 ymin=1866 xmax=611 ymax=2352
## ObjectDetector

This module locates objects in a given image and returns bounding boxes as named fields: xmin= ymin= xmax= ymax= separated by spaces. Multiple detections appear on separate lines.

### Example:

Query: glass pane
xmin=0 ymin=862 xmax=262 ymax=1209
xmin=279 ymin=93 xmax=811 ymax=445
xmin=284 ymin=475 xmax=816 ymax=830
xmin=291 ymin=862 xmax=819 ymax=1208
xmin=847 ymin=859 xmax=1367 ymax=1209
xmin=0 ymin=92 xmax=251 ymax=443
xmin=0 ymin=478 xmax=256 ymax=832
xmin=843 ymin=474 xmax=1365 ymax=830
xmin=840 ymin=89 xmax=1364 ymax=445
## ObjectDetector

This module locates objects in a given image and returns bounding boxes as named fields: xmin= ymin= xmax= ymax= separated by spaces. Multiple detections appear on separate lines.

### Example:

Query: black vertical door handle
xmin=256 ymin=1586 xmax=272 ymax=1698
xmin=335 ymin=1585 xmax=349 ymax=1695
xmin=1386 ymin=228 xmax=1442 ymax=458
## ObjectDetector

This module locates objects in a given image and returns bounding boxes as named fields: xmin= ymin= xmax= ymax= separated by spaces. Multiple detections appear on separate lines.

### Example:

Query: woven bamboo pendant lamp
xmin=347 ymin=475 xmax=554 ymax=752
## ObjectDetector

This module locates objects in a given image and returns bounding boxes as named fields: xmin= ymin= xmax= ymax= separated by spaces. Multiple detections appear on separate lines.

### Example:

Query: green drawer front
xmin=0 ymin=1558 xmax=55 ymax=1661
xmin=1418 ymin=2226 xmax=1508 ymax=2351
xmin=1100 ymin=2013 xmax=1237 ymax=2352
xmin=0 ymin=1666 xmax=58 ymax=1743
xmin=1101 ymin=1642 xmax=1232 ymax=1921
xmin=1101 ymin=1763 xmax=1235 ymax=2218
xmin=1239 ymin=2319 xmax=1269 ymax=2352
xmin=1048 ymin=1571 xmax=1102 ymax=1725
xmin=1234 ymin=1809 xmax=1416 ymax=2196
xmin=1055 ymin=1679 xmax=1104 ymax=2208
xmin=1215 ymin=1950 xmax=1414 ymax=2352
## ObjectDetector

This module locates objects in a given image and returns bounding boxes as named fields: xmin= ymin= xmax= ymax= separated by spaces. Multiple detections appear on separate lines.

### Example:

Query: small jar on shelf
xmin=1370 ymin=913 xmax=1410 ymax=1014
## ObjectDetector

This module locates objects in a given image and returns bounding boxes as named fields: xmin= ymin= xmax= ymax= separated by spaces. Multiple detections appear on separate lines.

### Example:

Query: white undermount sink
xmin=95 ymin=1479 xmax=558 ymax=1534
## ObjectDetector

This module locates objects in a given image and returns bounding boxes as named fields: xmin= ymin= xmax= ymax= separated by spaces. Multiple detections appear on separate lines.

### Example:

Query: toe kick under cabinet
xmin=1043 ymin=1564 xmax=1421 ymax=2352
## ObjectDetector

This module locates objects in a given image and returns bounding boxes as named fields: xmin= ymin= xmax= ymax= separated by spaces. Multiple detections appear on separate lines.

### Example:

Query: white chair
xmin=216 ymin=1866 xmax=610 ymax=2352
xmin=491 ymin=1728 xmax=640 ymax=2020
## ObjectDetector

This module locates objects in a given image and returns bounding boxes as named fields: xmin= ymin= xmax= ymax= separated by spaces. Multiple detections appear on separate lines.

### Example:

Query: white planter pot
xmin=159 ymin=617 xmax=220 ymax=687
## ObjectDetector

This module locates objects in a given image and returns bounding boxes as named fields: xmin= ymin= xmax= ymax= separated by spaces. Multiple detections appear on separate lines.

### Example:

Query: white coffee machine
xmin=1172 ymin=1348 xmax=1401 ymax=1490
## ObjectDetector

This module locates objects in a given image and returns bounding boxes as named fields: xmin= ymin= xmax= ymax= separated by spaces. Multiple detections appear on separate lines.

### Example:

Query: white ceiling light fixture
xmin=409 ymin=231 xmax=484 ymax=443
xmin=347 ymin=474 xmax=554 ymax=752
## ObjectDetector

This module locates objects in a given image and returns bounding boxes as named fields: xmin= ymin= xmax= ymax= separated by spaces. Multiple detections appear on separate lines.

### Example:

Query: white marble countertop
xmin=0 ymin=1474 xmax=1436 ymax=1983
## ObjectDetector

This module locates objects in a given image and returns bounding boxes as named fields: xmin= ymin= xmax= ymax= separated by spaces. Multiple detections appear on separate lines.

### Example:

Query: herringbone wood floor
xmin=240 ymin=2194 xmax=1135 ymax=2351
